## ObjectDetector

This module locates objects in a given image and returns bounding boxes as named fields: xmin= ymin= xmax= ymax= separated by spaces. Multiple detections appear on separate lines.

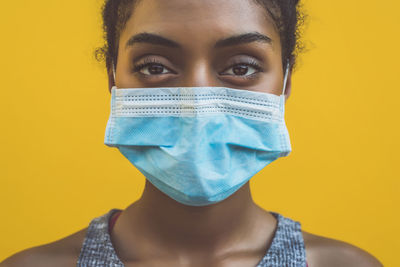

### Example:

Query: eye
xmin=132 ymin=58 xmax=175 ymax=76
xmin=220 ymin=59 xmax=263 ymax=78
xmin=222 ymin=64 xmax=259 ymax=76
xmin=134 ymin=63 xmax=171 ymax=75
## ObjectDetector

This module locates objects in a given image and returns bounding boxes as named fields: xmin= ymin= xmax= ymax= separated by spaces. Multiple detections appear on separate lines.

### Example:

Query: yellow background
xmin=1 ymin=0 xmax=399 ymax=265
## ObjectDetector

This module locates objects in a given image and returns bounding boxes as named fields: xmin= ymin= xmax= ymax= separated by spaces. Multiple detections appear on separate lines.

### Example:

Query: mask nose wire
xmin=282 ymin=60 xmax=290 ymax=96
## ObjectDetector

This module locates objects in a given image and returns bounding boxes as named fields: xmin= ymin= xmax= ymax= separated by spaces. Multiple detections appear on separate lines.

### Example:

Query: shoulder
xmin=302 ymin=230 xmax=383 ymax=267
xmin=0 ymin=228 xmax=87 ymax=267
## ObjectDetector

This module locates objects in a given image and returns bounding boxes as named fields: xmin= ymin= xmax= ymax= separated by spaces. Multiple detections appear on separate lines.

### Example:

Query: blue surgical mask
xmin=104 ymin=66 xmax=291 ymax=206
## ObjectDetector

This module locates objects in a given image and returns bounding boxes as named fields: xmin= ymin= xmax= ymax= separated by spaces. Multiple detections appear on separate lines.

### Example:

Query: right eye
xmin=132 ymin=58 xmax=176 ymax=76
xmin=135 ymin=63 xmax=173 ymax=75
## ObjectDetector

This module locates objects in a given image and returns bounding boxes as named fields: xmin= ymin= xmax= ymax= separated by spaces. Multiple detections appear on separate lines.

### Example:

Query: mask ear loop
xmin=112 ymin=62 xmax=116 ymax=87
xmin=282 ymin=60 xmax=290 ymax=96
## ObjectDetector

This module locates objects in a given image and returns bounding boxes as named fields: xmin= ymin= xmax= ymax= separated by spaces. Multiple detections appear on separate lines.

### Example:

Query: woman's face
xmin=115 ymin=0 xmax=286 ymax=96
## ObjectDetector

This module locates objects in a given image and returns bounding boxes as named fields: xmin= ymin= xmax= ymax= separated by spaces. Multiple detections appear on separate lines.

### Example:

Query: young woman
xmin=1 ymin=0 xmax=383 ymax=266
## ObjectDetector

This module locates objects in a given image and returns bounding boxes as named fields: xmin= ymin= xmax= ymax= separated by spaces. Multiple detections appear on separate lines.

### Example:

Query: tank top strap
xmin=77 ymin=209 xmax=124 ymax=267
xmin=256 ymin=211 xmax=307 ymax=267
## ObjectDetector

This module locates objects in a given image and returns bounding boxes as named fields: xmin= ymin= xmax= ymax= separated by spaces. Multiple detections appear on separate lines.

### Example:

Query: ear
xmin=284 ymin=68 xmax=293 ymax=101
xmin=107 ymin=67 xmax=115 ymax=93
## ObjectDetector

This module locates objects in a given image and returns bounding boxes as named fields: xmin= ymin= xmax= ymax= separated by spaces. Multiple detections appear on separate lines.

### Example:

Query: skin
xmin=1 ymin=0 xmax=383 ymax=266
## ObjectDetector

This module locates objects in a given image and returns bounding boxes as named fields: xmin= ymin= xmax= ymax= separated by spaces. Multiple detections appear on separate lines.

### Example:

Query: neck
xmin=124 ymin=180 xmax=261 ymax=251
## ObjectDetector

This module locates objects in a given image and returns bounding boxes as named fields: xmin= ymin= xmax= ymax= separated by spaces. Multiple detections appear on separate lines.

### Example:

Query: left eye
xmin=221 ymin=64 xmax=259 ymax=76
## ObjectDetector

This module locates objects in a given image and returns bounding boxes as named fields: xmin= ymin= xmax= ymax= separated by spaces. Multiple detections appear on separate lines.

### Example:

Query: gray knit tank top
xmin=77 ymin=209 xmax=307 ymax=267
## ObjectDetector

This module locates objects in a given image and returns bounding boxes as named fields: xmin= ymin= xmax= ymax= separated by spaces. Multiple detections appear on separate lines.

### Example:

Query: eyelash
xmin=131 ymin=58 xmax=264 ymax=78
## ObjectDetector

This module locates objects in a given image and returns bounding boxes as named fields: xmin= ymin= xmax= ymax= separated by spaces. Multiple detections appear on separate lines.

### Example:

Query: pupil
xmin=233 ymin=65 xmax=248 ymax=75
xmin=149 ymin=64 xmax=164 ymax=74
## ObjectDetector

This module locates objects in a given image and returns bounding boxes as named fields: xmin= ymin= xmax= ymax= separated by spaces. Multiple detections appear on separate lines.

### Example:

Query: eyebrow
xmin=125 ymin=32 xmax=272 ymax=49
xmin=214 ymin=32 xmax=272 ymax=48
xmin=126 ymin=32 xmax=181 ymax=48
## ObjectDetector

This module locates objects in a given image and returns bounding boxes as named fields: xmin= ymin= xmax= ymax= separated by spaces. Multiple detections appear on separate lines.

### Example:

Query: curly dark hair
xmin=95 ymin=0 xmax=306 ymax=72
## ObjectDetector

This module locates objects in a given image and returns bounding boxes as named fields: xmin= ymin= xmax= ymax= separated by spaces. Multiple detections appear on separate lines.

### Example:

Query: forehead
xmin=119 ymin=0 xmax=280 ymax=49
